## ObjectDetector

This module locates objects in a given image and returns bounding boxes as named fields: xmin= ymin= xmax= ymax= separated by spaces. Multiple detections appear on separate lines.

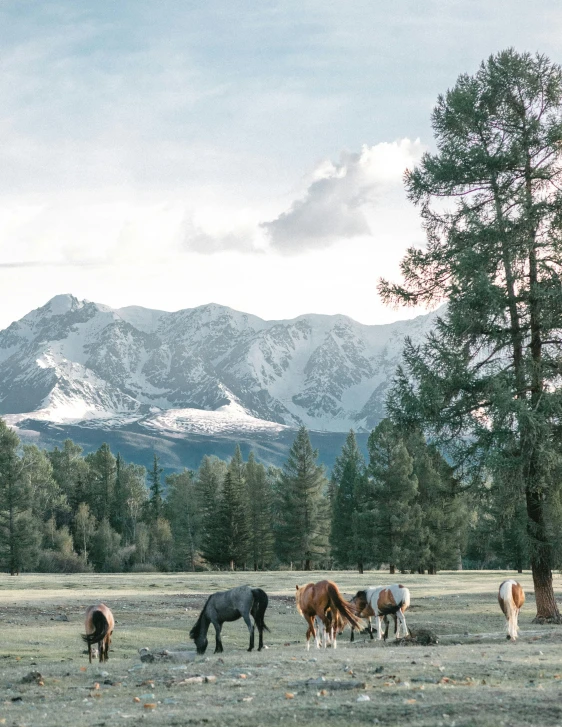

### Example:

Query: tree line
xmin=0 ymin=415 xmax=533 ymax=576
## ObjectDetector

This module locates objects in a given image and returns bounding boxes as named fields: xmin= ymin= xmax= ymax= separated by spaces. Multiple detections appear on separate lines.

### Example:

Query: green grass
xmin=0 ymin=570 xmax=561 ymax=726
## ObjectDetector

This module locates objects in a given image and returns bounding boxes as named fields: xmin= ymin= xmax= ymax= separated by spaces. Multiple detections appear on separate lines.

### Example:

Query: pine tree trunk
xmin=358 ymin=561 xmax=364 ymax=574
xmin=304 ymin=558 xmax=311 ymax=571
xmin=389 ymin=564 xmax=395 ymax=575
xmin=526 ymin=490 xmax=562 ymax=623
xmin=230 ymin=559 xmax=234 ymax=571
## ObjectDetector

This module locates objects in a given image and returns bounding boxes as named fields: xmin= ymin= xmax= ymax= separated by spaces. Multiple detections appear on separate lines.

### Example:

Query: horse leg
xmin=383 ymin=615 xmax=392 ymax=641
xmin=212 ymin=620 xmax=224 ymax=653
xmin=368 ymin=617 xmax=375 ymax=639
xmin=88 ymin=642 xmax=92 ymax=664
xmin=305 ymin=616 xmax=315 ymax=651
xmin=243 ymin=613 xmax=255 ymax=652
xmin=376 ymin=613 xmax=384 ymax=641
xmin=397 ymin=610 xmax=407 ymax=639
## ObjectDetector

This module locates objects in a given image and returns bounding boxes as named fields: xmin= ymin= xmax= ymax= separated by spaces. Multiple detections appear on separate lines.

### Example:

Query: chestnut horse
xmin=295 ymin=580 xmax=360 ymax=650
xmin=498 ymin=579 xmax=525 ymax=640
xmin=82 ymin=603 xmax=114 ymax=663
xmin=354 ymin=584 xmax=410 ymax=640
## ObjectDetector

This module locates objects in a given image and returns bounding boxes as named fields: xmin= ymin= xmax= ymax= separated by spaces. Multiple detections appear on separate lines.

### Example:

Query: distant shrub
xmin=37 ymin=550 xmax=92 ymax=573
xmin=130 ymin=562 xmax=159 ymax=573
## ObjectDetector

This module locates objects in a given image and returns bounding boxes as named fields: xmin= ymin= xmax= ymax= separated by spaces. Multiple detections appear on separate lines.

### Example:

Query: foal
xmin=82 ymin=603 xmax=114 ymax=663
xmin=498 ymin=580 xmax=525 ymax=640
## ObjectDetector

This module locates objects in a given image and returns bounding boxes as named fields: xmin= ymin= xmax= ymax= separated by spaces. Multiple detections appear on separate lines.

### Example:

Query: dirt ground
xmin=0 ymin=570 xmax=561 ymax=727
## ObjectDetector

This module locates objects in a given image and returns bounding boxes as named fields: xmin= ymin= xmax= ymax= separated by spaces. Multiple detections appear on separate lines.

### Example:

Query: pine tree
xmin=405 ymin=430 xmax=467 ymax=573
xmin=166 ymin=469 xmax=200 ymax=571
xmin=245 ymin=452 xmax=274 ymax=570
xmin=212 ymin=447 xmax=251 ymax=570
xmin=147 ymin=454 xmax=164 ymax=521
xmin=276 ymin=426 xmax=330 ymax=570
xmin=48 ymin=439 xmax=89 ymax=522
xmin=85 ymin=443 xmax=116 ymax=522
xmin=380 ymin=50 xmax=562 ymax=620
xmin=0 ymin=419 xmax=40 ymax=574
xmin=367 ymin=420 xmax=425 ymax=574
xmin=330 ymin=430 xmax=367 ymax=571
xmin=196 ymin=456 xmax=227 ymax=566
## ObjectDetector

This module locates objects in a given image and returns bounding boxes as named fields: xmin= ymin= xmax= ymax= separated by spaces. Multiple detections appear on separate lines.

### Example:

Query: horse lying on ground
xmin=295 ymin=580 xmax=361 ymax=650
xmin=353 ymin=584 xmax=410 ymax=640
xmin=189 ymin=585 xmax=269 ymax=654
xmin=82 ymin=603 xmax=114 ymax=663
xmin=498 ymin=579 xmax=525 ymax=641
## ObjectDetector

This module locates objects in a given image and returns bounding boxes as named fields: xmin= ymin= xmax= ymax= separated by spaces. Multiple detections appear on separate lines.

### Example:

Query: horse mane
xmin=189 ymin=594 xmax=213 ymax=641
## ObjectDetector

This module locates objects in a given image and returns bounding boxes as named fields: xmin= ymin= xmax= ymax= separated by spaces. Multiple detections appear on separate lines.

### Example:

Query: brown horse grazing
xmin=498 ymin=580 xmax=525 ymax=641
xmin=82 ymin=604 xmax=114 ymax=663
xmin=295 ymin=580 xmax=361 ymax=650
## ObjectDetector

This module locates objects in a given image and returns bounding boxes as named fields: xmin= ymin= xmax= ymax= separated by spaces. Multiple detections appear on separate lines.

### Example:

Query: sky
xmin=1 ymin=1 xmax=561 ymax=330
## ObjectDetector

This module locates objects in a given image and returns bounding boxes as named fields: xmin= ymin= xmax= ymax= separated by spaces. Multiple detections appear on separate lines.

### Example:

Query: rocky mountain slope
xmin=0 ymin=294 xmax=438 ymax=437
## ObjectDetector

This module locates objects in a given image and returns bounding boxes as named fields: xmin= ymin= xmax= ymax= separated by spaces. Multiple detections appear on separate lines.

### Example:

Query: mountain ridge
xmin=0 ymin=294 xmax=439 ymax=439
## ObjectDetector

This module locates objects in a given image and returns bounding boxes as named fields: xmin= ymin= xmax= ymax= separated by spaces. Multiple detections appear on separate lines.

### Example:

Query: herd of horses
xmin=82 ymin=577 xmax=525 ymax=662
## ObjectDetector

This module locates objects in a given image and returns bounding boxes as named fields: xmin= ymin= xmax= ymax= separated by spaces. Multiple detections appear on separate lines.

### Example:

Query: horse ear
xmin=295 ymin=585 xmax=299 ymax=590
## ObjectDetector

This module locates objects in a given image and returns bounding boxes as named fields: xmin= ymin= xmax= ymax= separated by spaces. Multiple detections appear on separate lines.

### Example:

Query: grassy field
xmin=0 ymin=570 xmax=561 ymax=727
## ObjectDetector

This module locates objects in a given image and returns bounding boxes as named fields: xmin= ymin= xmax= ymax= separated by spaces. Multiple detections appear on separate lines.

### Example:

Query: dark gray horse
xmin=189 ymin=585 xmax=269 ymax=654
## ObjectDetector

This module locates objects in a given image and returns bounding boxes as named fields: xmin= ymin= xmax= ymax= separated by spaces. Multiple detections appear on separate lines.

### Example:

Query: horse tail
xmin=499 ymin=580 xmax=523 ymax=640
xmin=189 ymin=594 xmax=213 ymax=641
xmin=398 ymin=585 xmax=411 ymax=612
xmin=82 ymin=610 xmax=109 ymax=646
xmin=251 ymin=588 xmax=270 ymax=632
xmin=327 ymin=582 xmax=361 ymax=630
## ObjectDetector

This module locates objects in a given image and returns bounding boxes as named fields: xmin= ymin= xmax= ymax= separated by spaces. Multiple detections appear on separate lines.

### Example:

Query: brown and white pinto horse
xmin=354 ymin=584 xmax=410 ymax=640
xmin=498 ymin=580 xmax=525 ymax=641
xmin=82 ymin=603 xmax=115 ymax=663
xmin=296 ymin=580 xmax=360 ymax=650
xmin=348 ymin=593 xmax=396 ymax=641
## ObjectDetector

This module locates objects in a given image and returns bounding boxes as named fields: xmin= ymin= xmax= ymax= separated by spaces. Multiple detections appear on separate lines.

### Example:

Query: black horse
xmin=189 ymin=585 xmax=269 ymax=654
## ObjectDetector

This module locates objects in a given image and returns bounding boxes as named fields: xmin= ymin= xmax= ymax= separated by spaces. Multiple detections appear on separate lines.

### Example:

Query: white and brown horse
xmin=498 ymin=580 xmax=525 ymax=641
xmin=354 ymin=584 xmax=410 ymax=640
xmin=82 ymin=603 xmax=115 ymax=663
xmin=296 ymin=580 xmax=360 ymax=650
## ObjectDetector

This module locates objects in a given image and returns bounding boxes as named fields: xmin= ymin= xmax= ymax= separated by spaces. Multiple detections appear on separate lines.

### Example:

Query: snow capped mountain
xmin=0 ymin=294 xmax=439 ymax=435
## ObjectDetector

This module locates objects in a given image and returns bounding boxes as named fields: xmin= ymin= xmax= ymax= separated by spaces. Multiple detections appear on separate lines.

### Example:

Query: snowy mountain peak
xmin=0 ymin=296 xmax=439 ymax=435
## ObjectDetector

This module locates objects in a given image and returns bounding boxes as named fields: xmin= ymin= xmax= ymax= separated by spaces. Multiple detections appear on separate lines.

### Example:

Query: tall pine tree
xmin=330 ymin=430 xmax=367 ymax=571
xmin=245 ymin=452 xmax=274 ymax=570
xmin=276 ymin=426 xmax=330 ymax=570
xmin=0 ymin=420 xmax=40 ymax=574
xmin=380 ymin=50 xmax=562 ymax=620
xmin=367 ymin=420 xmax=425 ymax=574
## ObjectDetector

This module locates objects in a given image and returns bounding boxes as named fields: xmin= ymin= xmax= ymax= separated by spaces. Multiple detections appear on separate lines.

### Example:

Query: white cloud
xmin=262 ymin=139 xmax=426 ymax=254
